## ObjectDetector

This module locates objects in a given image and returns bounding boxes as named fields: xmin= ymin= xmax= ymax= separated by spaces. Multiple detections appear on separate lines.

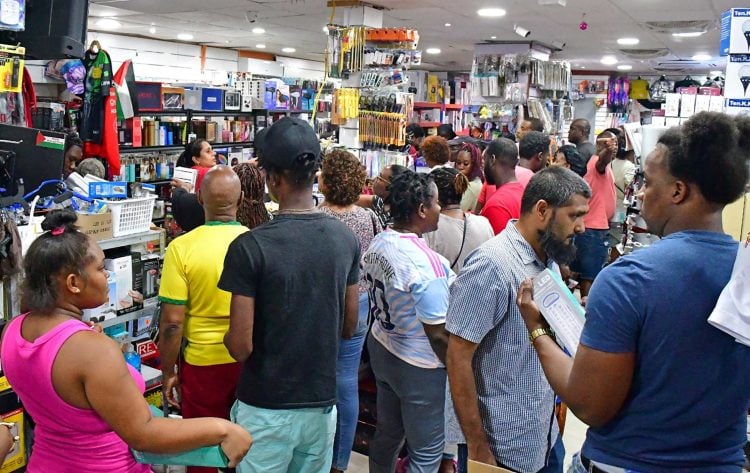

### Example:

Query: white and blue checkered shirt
xmin=446 ymin=221 xmax=560 ymax=473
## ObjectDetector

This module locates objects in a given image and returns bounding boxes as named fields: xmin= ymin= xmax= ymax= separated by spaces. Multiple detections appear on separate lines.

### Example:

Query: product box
xmin=162 ymin=86 xmax=185 ymax=111
xmin=407 ymin=71 xmax=429 ymax=102
xmin=131 ymin=252 xmax=144 ymax=313
xmin=264 ymin=80 xmax=277 ymax=110
xmin=224 ymin=90 xmax=241 ymax=111
xmin=136 ymin=82 xmax=163 ymax=112
xmin=0 ymin=406 xmax=26 ymax=473
xmin=679 ymin=93 xmax=696 ymax=118
xmin=276 ymin=83 xmax=290 ymax=110
xmin=76 ymin=212 xmax=114 ymax=242
xmin=720 ymin=8 xmax=750 ymax=56
xmin=131 ymin=314 xmax=153 ymax=339
xmin=664 ymin=93 xmax=681 ymax=117
xmin=694 ymin=94 xmax=711 ymax=114
xmin=709 ymin=95 xmax=726 ymax=113
xmin=184 ymin=88 xmax=202 ymax=111
xmin=532 ymin=268 xmax=585 ymax=357
xmin=105 ymin=255 xmax=136 ymax=315
xmin=82 ymin=271 xmax=117 ymax=323
xmin=141 ymin=255 xmax=161 ymax=301
xmin=725 ymin=98 xmax=750 ymax=116
xmin=201 ymin=88 xmax=224 ymax=112
xmin=126 ymin=117 xmax=142 ymax=147
xmin=725 ymin=54 xmax=750 ymax=98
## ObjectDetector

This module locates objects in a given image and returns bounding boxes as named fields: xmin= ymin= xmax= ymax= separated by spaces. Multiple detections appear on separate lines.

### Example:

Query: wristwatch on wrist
xmin=528 ymin=327 xmax=554 ymax=343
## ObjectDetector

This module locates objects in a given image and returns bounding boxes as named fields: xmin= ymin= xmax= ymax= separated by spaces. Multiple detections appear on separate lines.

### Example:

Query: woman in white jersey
xmin=363 ymin=171 xmax=455 ymax=473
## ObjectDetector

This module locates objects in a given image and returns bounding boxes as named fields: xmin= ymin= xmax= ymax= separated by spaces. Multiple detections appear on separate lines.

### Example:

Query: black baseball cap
xmin=260 ymin=117 xmax=320 ymax=169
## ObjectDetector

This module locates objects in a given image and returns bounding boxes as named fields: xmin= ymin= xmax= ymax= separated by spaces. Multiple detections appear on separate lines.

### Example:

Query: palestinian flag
xmin=113 ymin=60 xmax=139 ymax=120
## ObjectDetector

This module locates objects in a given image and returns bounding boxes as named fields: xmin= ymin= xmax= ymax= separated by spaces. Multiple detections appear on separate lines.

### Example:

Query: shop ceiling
xmin=88 ymin=0 xmax=733 ymax=74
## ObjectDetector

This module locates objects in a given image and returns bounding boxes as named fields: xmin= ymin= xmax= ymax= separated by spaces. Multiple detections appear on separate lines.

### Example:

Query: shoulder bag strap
xmin=450 ymin=215 xmax=468 ymax=270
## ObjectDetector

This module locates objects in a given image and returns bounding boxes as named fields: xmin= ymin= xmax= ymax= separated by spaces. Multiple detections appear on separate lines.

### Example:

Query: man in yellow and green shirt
xmin=158 ymin=165 xmax=249 ymax=473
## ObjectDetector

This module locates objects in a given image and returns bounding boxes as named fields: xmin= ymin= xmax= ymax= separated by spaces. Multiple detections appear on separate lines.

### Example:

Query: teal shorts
xmin=231 ymin=400 xmax=337 ymax=473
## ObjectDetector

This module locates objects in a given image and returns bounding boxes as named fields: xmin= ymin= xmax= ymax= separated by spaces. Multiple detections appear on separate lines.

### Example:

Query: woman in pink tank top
xmin=0 ymin=210 xmax=252 ymax=472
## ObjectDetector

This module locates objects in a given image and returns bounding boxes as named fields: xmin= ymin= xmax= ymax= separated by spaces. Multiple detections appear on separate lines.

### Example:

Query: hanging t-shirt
xmin=364 ymin=229 xmax=454 ymax=369
xmin=81 ymin=49 xmax=113 ymax=144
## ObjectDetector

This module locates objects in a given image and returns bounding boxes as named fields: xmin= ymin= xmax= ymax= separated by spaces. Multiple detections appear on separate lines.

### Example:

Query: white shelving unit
xmin=98 ymin=230 xmax=164 ymax=251
xmin=99 ymin=305 xmax=158 ymax=330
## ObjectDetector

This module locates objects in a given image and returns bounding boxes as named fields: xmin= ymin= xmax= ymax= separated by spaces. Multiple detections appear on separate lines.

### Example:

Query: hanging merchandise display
xmin=0 ymin=44 xmax=24 ymax=93
xmin=81 ymin=40 xmax=113 ymax=143
xmin=608 ymin=76 xmax=631 ymax=109
xmin=358 ymin=111 xmax=406 ymax=148
xmin=472 ymin=53 xmax=570 ymax=99
xmin=361 ymin=148 xmax=410 ymax=177
xmin=332 ymin=88 xmax=360 ymax=124
xmin=629 ymin=77 xmax=650 ymax=100
xmin=649 ymin=75 xmax=674 ymax=102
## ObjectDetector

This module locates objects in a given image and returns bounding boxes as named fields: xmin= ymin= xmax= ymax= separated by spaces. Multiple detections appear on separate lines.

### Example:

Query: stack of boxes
xmin=721 ymin=8 xmax=750 ymax=115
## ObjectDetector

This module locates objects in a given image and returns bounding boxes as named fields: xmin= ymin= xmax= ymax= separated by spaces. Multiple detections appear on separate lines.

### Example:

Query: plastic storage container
xmin=99 ymin=195 xmax=157 ymax=237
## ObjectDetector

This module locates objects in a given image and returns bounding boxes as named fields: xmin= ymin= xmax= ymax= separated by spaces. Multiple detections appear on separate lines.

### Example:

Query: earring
xmin=72 ymin=288 xmax=81 ymax=294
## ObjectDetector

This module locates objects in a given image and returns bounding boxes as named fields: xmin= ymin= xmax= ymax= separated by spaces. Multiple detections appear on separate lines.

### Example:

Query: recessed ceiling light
xmin=426 ymin=48 xmax=441 ymax=54
xmin=252 ymin=27 xmax=265 ymax=34
xmin=692 ymin=53 xmax=711 ymax=61
xmin=617 ymin=65 xmax=633 ymax=71
xmin=96 ymin=18 xmax=121 ymax=29
xmin=255 ymin=44 xmax=266 ymax=49
xmin=672 ymin=31 xmax=706 ymax=37
xmin=601 ymin=55 xmax=618 ymax=65
xmin=148 ymin=26 xmax=156 ymax=34
xmin=477 ymin=8 xmax=507 ymax=17
xmin=445 ymin=23 xmax=452 ymax=27
xmin=581 ymin=66 xmax=586 ymax=69
xmin=617 ymin=37 xmax=639 ymax=45
xmin=490 ymin=36 xmax=497 ymax=40
xmin=282 ymin=47 xmax=296 ymax=53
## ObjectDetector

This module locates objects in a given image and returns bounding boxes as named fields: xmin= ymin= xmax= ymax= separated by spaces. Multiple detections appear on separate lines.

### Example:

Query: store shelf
xmin=414 ymin=102 xmax=444 ymax=109
xmin=99 ymin=305 xmax=157 ymax=330
xmin=186 ymin=110 xmax=257 ymax=117
xmin=120 ymin=141 xmax=254 ymax=153
xmin=120 ymin=145 xmax=185 ymax=153
xmin=444 ymin=103 xmax=464 ymax=110
xmin=134 ymin=111 xmax=191 ymax=117
xmin=418 ymin=121 xmax=442 ymax=128
xmin=98 ymin=230 xmax=163 ymax=251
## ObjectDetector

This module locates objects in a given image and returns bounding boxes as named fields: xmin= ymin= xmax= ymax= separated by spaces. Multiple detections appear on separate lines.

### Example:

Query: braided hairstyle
xmin=386 ymin=171 xmax=437 ymax=225
xmin=234 ymin=163 xmax=270 ymax=229
xmin=457 ymin=142 xmax=484 ymax=182
xmin=21 ymin=209 xmax=93 ymax=313
xmin=430 ymin=167 xmax=469 ymax=206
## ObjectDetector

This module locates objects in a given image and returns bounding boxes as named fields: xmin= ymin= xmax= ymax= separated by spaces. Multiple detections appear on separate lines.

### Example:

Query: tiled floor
xmin=347 ymin=413 xmax=589 ymax=472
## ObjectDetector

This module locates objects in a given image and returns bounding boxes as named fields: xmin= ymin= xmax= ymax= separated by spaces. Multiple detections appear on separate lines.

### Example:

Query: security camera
xmin=245 ymin=11 xmax=258 ymax=23
xmin=514 ymin=25 xmax=531 ymax=38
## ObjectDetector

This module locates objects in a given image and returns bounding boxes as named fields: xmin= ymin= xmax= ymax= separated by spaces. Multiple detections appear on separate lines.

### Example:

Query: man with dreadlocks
xmin=158 ymin=165 xmax=249 ymax=473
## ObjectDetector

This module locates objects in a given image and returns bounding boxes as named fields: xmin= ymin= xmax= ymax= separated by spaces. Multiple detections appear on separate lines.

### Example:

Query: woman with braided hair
xmin=452 ymin=142 xmax=485 ymax=212
xmin=233 ymin=162 xmax=270 ymax=230
xmin=363 ymin=170 xmax=454 ymax=473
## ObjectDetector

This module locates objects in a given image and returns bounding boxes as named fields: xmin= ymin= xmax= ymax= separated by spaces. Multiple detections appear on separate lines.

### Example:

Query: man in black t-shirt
xmin=219 ymin=117 xmax=360 ymax=473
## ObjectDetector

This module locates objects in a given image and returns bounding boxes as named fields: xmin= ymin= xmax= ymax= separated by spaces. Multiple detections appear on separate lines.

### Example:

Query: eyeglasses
xmin=375 ymin=174 xmax=391 ymax=185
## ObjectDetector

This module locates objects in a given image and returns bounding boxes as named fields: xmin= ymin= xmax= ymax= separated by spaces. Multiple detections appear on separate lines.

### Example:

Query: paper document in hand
xmin=533 ymin=268 xmax=586 ymax=356
xmin=174 ymin=167 xmax=198 ymax=193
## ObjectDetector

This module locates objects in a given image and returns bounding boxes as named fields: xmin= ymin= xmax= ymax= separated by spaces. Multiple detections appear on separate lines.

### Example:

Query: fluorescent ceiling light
xmin=255 ymin=44 xmax=266 ymax=49
xmin=177 ymin=33 xmax=194 ymax=41
xmin=617 ymin=37 xmax=639 ymax=45
xmin=490 ymin=36 xmax=497 ymax=39
xmin=445 ymin=23 xmax=452 ymax=27
xmin=426 ymin=48 xmax=441 ymax=54
xmin=692 ymin=53 xmax=711 ymax=61
xmin=477 ymin=8 xmax=507 ymax=17
xmin=601 ymin=55 xmax=618 ymax=65
xmin=96 ymin=18 xmax=121 ymax=29
xmin=672 ymin=31 xmax=706 ymax=37
xmin=282 ymin=47 xmax=296 ymax=53
xmin=252 ymin=27 xmax=265 ymax=34
xmin=617 ymin=65 xmax=633 ymax=71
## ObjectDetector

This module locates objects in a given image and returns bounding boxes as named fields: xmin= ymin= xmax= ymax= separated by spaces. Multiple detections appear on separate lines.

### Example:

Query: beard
xmin=538 ymin=217 xmax=578 ymax=265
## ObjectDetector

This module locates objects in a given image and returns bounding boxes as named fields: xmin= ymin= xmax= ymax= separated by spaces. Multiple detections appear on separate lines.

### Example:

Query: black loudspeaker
xmin=0 ymin=0 xmax=90 ymax=59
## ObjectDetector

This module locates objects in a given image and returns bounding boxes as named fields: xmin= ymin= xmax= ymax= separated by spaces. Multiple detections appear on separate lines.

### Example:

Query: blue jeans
xmin=571 ymin=228 xmax=610 ymax=281
xmin=332 ymin=292 xmax=369 ymax=470
xmin=367 ymin=334 xmax=446 ymax=473
xmin=567 ymin=452 xmax=643 ymax=473
xmin=231 ymin=401 xmax=337 ymax=473
xmin=539 ymin=436 xmax=565 ymax=473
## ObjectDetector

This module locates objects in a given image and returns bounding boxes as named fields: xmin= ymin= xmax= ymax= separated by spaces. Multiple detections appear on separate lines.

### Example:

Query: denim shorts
xmin=571 ymin=228 xmax=610 ymax=281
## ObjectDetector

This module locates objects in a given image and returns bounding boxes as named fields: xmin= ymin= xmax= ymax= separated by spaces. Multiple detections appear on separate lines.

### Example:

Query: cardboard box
xmin=76 ymin=212 xmax=114 ymax=242
xmin=720 ymin=8 xmax=750 ymax=56
xmin=105 ymin=255 xmax=136 ymax=315
xmin=201 ymin=88 xmax=224 ymax=111
xmin=725 ymin=54 xmax=750 ymax=98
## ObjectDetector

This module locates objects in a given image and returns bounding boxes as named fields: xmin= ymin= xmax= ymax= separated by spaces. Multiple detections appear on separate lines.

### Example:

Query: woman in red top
xmin=177 ymin=139 xmax=217 ymax=192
